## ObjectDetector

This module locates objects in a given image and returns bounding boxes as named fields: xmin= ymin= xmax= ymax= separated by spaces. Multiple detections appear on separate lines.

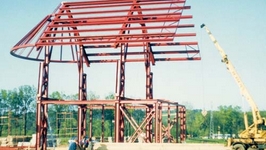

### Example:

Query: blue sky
xmin=1 ymin=1 xmax=266 ymax=111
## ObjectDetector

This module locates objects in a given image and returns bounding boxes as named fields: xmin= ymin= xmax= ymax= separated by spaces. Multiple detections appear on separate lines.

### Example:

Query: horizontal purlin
xmin=53 ymin=12 xmax=183 ymax=22
xmin=86 ymin=50 xmax=200 ymax=57
xmin=56 ymin=6 xmax=190 ymax=16
xmin=39 ymin=33 xmax=196 ymax=41
xmin=48 ymin=16 xmax=191 ymax=27
xmin=36 ymin=38 xmax=175 ymax=46
xmin=82 ymin=42 xmax=198 ymax=48
xmin=62 ymin=0 xmax=186 ymax=9
xmin=43 ymin=24 xmax=194 ymax=34
xmin=11 ymin=0 xmax=200 ymax=63
xmin=88 ymin=57 xmax=201 ymax=63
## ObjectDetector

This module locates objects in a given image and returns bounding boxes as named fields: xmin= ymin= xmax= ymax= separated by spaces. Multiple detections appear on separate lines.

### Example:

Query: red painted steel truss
xmin=11 ymin=0 xmax=199 ymax=149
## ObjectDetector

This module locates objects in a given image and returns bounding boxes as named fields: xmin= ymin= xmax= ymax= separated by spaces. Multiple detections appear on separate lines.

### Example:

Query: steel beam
xmin=10 ymin=0 xmax=197 ymax=147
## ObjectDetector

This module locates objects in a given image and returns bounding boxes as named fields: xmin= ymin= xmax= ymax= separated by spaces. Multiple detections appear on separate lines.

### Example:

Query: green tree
xmin=0 ymin=86 xmax=36 ymax=136
xmin=186 ymin=109 xmax=206 ymax=137
xmin=0 ymin=89 xmax=10 ymax=136
xmin=104 ymin=93 xmax=115 ymax=136
xmin=0 ymin=90 xmax=9 ymax=112
xmin=48 ymin=91 xmax=82 ymax=137
xmin=216 ymin=105 xmax=243 ymax=136
xmin=8 ymin=85 xmax=36 ymax=135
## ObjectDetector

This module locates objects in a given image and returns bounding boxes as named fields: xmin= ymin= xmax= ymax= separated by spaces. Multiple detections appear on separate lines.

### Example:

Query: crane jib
xmin=201 ymin=23 xmax=266 ymax=150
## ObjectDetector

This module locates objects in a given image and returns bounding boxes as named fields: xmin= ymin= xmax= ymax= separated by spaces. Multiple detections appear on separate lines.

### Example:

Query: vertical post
xmin=101 ymin=105 xmax=105 ymax=142
xmin=114 ymin=102 xmax=120 ymax=143
xmin=36 ymin=91 xmax=41 ymax=149
xmin=179 ymin=106 xmax=186 ymax=142
xmin=145 ymin=44 xmax=153 ymax=142
xmin=111 ymin=120 xmax=113 ymax=137
xmin=158 ymin=103 xmax=162 ymax=143
xmin=183 ymin=107 xmax=186 ymax=142
xmin=176 ymin=106 xmax=179 ymax=143
xmin=167 ymin=104 xmax=170 ymax=143
xmin=179 ymin=106 xmax=183 ymax=142
xmin=154 ymin=102 xmax=159 ymax=143
xmin=77 ymin=45 xmax=87 ymax=142
xmin=115 ymin=43 xmax=127 ymax=142
xmin=114 ymin=60 xmax=119 ymax=142
xmin=89 ymin=106 xmax=93 ymax=138
xmin=37 ymin=45 xmax=50 ymax=150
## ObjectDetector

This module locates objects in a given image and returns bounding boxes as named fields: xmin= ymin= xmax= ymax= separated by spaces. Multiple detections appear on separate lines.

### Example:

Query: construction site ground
xmin=76 ymin=143 xmax=229 ymax=150
xmin=0 ymin=143 xmax=231 ymax=150
xmin=0 ymin=135 xmax=231 ymax=150
xmin=92 ymin=143 xmax=231 ymax=150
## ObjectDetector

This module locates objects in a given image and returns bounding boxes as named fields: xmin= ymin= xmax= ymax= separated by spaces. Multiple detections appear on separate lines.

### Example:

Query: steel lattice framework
xmin=11 ymin=0 xmax=200 ymax=149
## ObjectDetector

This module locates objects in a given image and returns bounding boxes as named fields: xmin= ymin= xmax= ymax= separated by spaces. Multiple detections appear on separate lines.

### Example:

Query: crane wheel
xmin=233 ymin=144 xmax=245 ymax=150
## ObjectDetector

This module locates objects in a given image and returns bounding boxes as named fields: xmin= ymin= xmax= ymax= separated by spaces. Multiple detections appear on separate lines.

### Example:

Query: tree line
xmin=0 ymin=85 xmax=265 ymax=139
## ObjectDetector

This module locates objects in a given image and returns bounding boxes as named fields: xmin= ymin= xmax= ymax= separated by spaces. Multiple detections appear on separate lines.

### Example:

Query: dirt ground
xmin=0 ymin=143 xmax=232 ymax=150
xmin=54 ymin=143 xmax=231 ymax=150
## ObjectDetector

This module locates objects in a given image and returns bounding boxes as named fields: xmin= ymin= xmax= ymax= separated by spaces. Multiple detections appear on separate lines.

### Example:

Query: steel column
xmin=145 ymin=47 xmax=153 ymax=142
xmin=101 ymin=105 xmax=105 ymax=142
xmin=179 ymin=106 xmax=186 ymax=142
xmin=77 ymin=45 xmax=87 ymax=142
xmin=158 ymin=102 xmax=162 ymax=143
xmin=36 ymin=45 xmax=50 ymax=150
xmin=154 ymin=102 xmax=159 ymax=143
xmin=176 ymin=106 xmax=179 ymax=143
xmin=89 ymin=106 xmax=93 ymax=138
xmin=115 ymin=43 xmax=128 ymax=142
xmin=167 ymin=104 xmax=171 ymax=143
xmin=10 ymin=0 xmax=198 ymax=147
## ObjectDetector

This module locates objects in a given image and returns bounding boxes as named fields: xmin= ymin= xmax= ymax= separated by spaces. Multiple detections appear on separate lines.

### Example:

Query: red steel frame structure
xmin=11 ymin=0 xmax=200 ymax=149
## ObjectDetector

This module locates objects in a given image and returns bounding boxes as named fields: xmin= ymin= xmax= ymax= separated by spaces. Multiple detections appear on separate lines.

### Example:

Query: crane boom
xmin=200 ymin=24 xmax=264 ymax=129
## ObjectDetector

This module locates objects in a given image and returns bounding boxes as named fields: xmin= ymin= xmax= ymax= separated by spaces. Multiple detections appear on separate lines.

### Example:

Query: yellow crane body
xmin=201 ymin=24 xmax=266 ymax=150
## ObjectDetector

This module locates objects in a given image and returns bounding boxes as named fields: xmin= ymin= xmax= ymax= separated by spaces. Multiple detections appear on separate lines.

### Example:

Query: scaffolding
xmin=0 ymin=115 xmax=8 ymax=136
xmin=0 ymin=110 xmax=25 ymax=136
xmin=10 ymin=0 xmax=200 ymax=149
xmin=56 ymin=112 xmax=77 ymax=138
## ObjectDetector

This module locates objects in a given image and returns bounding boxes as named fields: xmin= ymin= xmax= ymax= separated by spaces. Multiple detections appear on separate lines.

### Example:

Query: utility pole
xmin=209 ymin=102 xmax=214 ymax=139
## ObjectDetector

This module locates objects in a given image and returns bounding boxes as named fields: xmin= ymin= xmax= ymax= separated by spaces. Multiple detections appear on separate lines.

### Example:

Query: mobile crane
xmin=201 ymin=24 xmax=266 ymax=150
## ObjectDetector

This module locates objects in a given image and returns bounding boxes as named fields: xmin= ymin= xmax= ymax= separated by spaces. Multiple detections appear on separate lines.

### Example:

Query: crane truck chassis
xmin=201 ymin=24 xmax=266 ymax=150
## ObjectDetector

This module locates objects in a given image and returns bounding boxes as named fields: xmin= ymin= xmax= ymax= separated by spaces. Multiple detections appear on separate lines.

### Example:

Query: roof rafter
xmin=11 ymin=0 xmax=200 ymax=65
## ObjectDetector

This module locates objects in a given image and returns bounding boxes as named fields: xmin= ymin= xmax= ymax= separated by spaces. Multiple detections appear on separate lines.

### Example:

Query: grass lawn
xmin=186 ymin=138 xmax=227 ymax=144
